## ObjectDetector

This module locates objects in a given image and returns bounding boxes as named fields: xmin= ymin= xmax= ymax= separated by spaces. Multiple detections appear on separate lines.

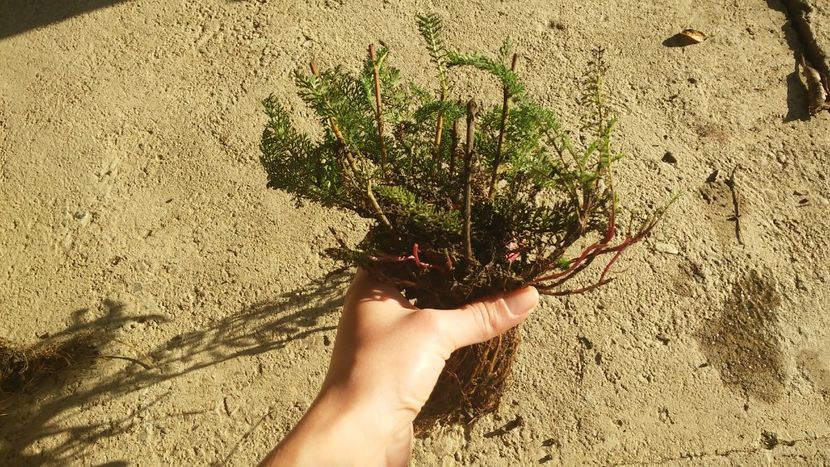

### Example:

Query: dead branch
xmin=488 ymin=53 xmax=519 ymax=200
xmin=462 ymin=99 xmax=479 ymax=263
xmin=368 ymin=44 xmax=389 ymax=175
xmin=725 ymin=165 xmax=744 ymax=246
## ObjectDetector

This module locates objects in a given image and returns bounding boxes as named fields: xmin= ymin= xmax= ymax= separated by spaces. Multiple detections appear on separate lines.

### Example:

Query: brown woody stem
xmin=368 ymin=45 xmax=389 ymax=177
xmin=462 ymin=99 xmax=478 ymax=263
xmin=487 ymin=53 xmax=519 ymax=201
xmin=725 ymin=165 xmax=744 ymax=246
xmin=366 ymin=180 xmax=393 ymax=230
xmin=449 ymin=115 xmax=460 ymax=177
xmin=310 ymin=60 xmax=359 ymax=174
xmin=433 ymin=86 xmax=448 ymax=156
xmin=310 ymin=60 xmax=391 ymax=230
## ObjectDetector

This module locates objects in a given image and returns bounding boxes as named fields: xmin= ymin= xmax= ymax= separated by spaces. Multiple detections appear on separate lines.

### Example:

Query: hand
xmin=261 ymin=269 xmax=538 ymax=466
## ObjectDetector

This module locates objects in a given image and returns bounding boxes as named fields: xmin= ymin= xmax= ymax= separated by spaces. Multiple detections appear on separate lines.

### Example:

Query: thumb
xmin=440 ymin=287 xmax=539 ymax=350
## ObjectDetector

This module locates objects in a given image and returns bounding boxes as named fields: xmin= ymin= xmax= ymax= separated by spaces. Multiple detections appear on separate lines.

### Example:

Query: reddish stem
xmin=542 ymin=278 xmax=615 ymax=296
xmin=368 ymin=243 xmax=448 ymax=273
xmin=542 ymin=243 xmax=627 ymax=296
xmin=534 ymin=207 xmax=660 ymax=294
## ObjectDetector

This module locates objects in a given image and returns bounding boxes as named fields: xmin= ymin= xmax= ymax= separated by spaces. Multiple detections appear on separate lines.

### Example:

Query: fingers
xmin=439 ymin=287 xmax=539 ymax=349
xmin=345 ymin=269 xmax=414 ymax=311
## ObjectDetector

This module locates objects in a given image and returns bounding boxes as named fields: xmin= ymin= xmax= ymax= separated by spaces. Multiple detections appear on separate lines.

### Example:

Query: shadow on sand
xmin=765 ymin=0 xmax=815 ymax=122
xmin=0 ymin=272 xmax=349 ymax=465
xmin=0 ymin=0 xmax=126 ymax=40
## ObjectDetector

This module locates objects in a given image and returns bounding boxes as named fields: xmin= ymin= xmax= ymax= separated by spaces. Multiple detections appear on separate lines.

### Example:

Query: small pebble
xmin=654 ymin=242 xmax=680 ymax=255
xmin=661 ymin=152 xmax=678 ymax=164
xmin=542 ymin=438 xmax=560 ymax=447
xmin=761 ymin=430 xmax=778 ymax=450
xmin=74 ymin=211 xmax=92 ymax=225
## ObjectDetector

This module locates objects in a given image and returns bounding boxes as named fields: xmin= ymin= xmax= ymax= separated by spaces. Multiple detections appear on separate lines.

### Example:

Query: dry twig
xmin=725 ymin=165 xmax=744 ymax=246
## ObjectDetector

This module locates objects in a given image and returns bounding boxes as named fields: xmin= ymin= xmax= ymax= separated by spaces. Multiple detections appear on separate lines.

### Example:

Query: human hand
xmin=262 ymin=269 xmax=538 ymax=466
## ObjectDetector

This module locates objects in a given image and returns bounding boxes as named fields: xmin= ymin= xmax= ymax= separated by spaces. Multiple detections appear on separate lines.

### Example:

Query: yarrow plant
xmin=261 ymin=14 xmax=672 ymax=432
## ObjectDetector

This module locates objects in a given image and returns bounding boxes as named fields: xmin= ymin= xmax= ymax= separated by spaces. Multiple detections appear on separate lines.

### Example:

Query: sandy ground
xmin=1 ymin=0 xmax=829 ymax=465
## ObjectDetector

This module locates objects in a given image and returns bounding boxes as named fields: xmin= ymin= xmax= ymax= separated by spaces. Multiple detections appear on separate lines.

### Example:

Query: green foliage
xmin=260 ymin=15 xmax=667 ymax=303
xmin=446 ymin=48 xmax=525 ymax=97
xmin=579 ymin=48 xmax=611 ymax=137
xmin=261 ymin=95 xmax=343 ymax=205
xmin=416 ymin=13 xmax=448 ymax=96
xmin=412 ymin=99 xmax=465 ymax=126
xmin=375 ymin=185 xmax=462 ymax=235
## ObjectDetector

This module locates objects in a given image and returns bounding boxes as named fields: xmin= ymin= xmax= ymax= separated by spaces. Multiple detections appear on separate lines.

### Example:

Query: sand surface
xmin=1 ymin=0 xmax=829 ymax=465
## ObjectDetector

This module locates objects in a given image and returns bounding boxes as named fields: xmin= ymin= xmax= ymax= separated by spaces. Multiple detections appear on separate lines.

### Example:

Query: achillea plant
xmin=261 ymin=14 xmax=671 ymax=432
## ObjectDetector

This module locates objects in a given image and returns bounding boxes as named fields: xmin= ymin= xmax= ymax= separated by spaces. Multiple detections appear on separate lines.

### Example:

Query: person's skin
xmin=260 ymin=269 xmax=539 ymax=467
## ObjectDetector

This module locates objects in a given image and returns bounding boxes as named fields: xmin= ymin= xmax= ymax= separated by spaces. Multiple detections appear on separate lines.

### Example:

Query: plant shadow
xmin=0 ymin=272 xmax=349 ymax=466
xmin=0 ymin=0 xmax=126 ymax=40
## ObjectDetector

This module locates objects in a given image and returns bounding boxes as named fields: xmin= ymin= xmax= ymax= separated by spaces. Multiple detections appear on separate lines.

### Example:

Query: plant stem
xmin=368 ymin=44 xmax=389 ymax=178
xmin=725 ymin=165 xmax=744 ymax=245
xmin=309 ymin=60 xmax=392 ymax=230
xmin=487 ymin=53 xmax=519 ymax=201
xmin=432 ymin=61 xmax=448 ymax=156
xmin=449 ymin=114 xmax=460 ymax=177
xmin=432 ymin=88 xmax=447 ymax=157
xmin=366 ymin=179 xmax=393 ymax=229
xmin=309 ymin=60 xmax=359 ymax=174
xmin=462 ymin=98 xmax=478 ymax=263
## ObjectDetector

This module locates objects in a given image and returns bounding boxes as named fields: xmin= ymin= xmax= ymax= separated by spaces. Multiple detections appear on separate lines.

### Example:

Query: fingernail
xmin=504 ymin=287 xmax=539 ymax=317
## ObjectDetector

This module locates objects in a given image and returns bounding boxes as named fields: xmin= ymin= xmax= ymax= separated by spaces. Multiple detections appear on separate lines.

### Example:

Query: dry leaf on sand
xmin=663 ymin=29 xmax=708 ymax=47
xmin=679 ymin=29 xmax=708 ymax=44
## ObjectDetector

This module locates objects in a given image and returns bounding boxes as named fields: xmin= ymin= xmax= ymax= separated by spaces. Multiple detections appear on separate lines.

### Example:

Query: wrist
xmin=269 ymin=386 xmax=412 ymax=466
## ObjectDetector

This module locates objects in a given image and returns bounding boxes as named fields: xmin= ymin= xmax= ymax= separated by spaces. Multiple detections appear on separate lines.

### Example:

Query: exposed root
xmin=0 ymin=332 xmax=98 ymax=394
xmin=778 ymin=0 xmax=830 ymax=115
xmin=414 ymin=327 xmax=520 ymax=435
